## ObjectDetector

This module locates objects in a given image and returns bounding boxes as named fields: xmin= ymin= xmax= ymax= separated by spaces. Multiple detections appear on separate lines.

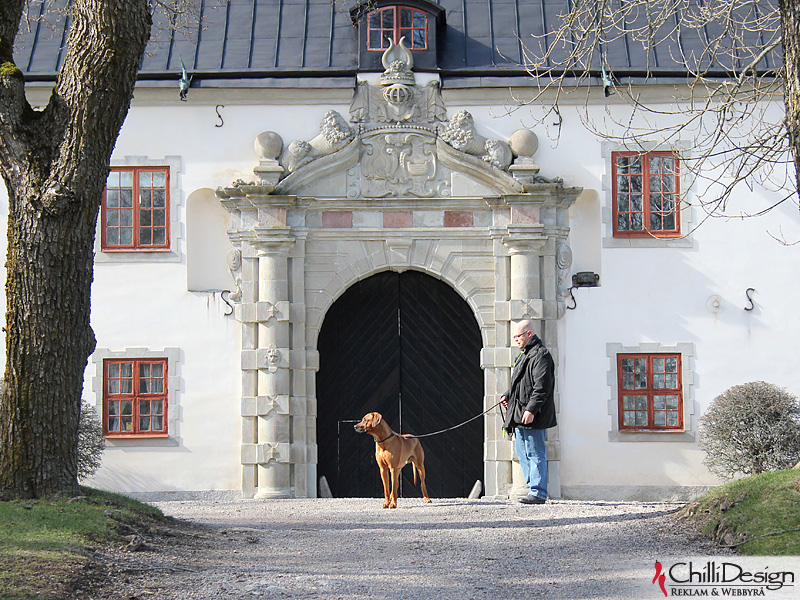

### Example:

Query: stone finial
xmin=255 ymin=131 xmax=284 ymax=160
xmin=381 ymin=37 xmax=414 ymax=80
xmin=508 ymin=128 xmax=543 ymax=184
xmin=509 ymin=129 xmax=538 ymax=158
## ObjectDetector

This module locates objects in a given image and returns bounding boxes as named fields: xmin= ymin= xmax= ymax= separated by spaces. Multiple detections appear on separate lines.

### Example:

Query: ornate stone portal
xmin=218 ymin=40 xmax=582 ymax=499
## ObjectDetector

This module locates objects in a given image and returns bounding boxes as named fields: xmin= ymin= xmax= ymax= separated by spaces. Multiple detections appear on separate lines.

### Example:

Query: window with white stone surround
xmin=91 ymin=347 xmax=181 ymax=444
xmin=96 ymin=156 xmax=182 ymax=262
xmin=606 ymin=342 xmax=696 ymax=442
xmin=602 ymin=142 xmax=694 ymax=248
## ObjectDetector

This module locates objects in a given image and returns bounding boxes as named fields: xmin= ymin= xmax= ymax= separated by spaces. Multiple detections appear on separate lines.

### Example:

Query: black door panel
xmin=317 ymin=271 xmax=483 ymax=499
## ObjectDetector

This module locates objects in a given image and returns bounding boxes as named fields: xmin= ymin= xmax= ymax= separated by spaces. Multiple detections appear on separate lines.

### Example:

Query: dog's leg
xmin=379 ymin=466 xmax=392 ymax=509
xmin=388 ymin=467 xmax=400 ymax=508
xmin=416 ymin=461 xmax=431 ymax=503
xmin=411 ymin=444 xmax=431 ymax=503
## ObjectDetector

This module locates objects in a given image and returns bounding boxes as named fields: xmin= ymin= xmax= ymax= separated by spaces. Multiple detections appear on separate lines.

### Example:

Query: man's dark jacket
xmin=503 ymin=334 xmax=556 ymax=434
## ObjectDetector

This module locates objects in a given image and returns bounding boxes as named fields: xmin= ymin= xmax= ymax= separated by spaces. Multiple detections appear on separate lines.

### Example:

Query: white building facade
xmin=6 ymin=0 xmax=799 ymax=501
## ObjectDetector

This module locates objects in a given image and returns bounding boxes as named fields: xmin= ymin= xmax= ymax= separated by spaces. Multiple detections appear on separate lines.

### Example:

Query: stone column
xmin=252 ymin=230 xmax=295 ymax=499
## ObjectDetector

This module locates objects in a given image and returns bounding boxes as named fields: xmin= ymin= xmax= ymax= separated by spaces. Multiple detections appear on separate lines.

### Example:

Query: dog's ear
xmin=371 ymin=413 xmax=382 ymax=427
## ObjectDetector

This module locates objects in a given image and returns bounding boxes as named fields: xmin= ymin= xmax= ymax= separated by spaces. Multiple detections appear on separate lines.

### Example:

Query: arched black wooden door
xmin=317 ymin=270 xmax=484 ymax=499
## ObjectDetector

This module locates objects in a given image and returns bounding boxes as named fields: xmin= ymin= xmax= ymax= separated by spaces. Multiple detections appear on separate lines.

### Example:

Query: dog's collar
xmin=377 ymin=432 xmax=395 ymax=444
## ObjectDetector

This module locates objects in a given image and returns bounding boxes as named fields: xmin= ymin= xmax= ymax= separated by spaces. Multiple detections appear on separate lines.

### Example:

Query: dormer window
xmin=351 ymin=0 xmax=444 ymax=71
xmin=367 ymin=6 xmax=428 ymax=51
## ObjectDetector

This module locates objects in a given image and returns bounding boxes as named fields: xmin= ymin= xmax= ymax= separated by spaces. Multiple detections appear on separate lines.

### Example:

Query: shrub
xmin=77 ymin=402 xmax=105 ymax=481
xmin=699 ymin=381 xmax=800 ymax=478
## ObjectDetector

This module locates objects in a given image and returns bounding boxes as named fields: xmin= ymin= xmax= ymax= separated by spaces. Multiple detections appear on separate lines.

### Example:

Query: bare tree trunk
xmin=0 ymin=0 xmax=151 ymax=499
xmin=780 ymin=0 xmax=800 ymax=199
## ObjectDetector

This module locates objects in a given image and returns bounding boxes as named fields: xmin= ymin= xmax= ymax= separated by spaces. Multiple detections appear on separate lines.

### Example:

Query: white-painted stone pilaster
xmin=252 ymin=229 xmax=295 ymax=499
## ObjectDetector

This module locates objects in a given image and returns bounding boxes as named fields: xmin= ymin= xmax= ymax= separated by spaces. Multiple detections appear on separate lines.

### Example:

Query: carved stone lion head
xmin=320 ymin=110 xmax=354 ymax=146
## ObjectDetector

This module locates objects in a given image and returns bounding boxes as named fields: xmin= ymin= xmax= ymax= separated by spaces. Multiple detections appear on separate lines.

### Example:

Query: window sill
xmin=101 ymin=248 xmax=172 ymax=253
xmin=105 ymin=433 xmax=169 ymax=439
xmin=609 ymin=430 xmax=695 ymax=443
xmin=612 ymin=233 xmax=682 ymax=240
xmin=105 ymin=435 xmax=180 ymax=447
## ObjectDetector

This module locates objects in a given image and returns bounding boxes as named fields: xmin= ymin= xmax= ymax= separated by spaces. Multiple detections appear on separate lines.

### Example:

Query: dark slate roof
xmin=15 ymin=0 xmax=780 ymax=88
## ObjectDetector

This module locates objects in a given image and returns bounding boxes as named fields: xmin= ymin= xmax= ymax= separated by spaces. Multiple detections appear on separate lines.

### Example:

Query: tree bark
xmin=0 ymin=0 xmax=151 ymax=499
xmin=779 ymin=0 xmax=800 ymax=199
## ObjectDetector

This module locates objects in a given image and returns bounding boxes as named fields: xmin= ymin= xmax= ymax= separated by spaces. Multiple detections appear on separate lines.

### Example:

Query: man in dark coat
xmin=501 ymin=319 xmax=556 ymax=504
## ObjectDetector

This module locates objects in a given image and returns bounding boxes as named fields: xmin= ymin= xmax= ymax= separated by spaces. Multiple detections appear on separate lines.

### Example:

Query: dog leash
xmin=404 ymin=399 xmax=504 ymax=439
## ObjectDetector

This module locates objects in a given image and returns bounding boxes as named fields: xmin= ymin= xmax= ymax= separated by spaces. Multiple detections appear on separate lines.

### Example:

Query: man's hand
xmin=501 ymin=395 xmax=508 ymax=409
xmin=521 ymin=410 xmax=534 ymax=425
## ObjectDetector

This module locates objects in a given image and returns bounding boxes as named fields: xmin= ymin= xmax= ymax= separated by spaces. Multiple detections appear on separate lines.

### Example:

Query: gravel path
xmin=88 ymin=497 xmax=728 ymax=600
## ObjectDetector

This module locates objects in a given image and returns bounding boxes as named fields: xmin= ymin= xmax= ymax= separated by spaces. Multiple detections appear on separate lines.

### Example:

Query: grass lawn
xmin=681 ymin=467 xmax=800 ymax=555
xmin=0 ymin=487 xmax=165 ymax=599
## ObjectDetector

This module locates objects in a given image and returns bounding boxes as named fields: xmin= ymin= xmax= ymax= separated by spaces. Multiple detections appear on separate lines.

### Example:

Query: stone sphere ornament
xmin=508 ymin=128 xmax=539 ymax=157
xmin=255 ymin=131 xmax=284 ymax=160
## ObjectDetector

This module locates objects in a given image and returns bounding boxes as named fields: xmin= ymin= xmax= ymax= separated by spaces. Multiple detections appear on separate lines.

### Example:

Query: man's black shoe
xmin=518 ymin=494 xmax=546 ymax=505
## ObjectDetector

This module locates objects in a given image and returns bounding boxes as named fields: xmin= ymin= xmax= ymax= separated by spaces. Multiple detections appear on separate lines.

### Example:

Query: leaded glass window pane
xmin=382 ymin=8 xmax=393 ymax=29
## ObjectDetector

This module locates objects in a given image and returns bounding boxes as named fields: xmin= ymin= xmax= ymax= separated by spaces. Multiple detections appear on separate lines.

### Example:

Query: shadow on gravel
xmin=214 ymin=505 xmax=683 ymax=533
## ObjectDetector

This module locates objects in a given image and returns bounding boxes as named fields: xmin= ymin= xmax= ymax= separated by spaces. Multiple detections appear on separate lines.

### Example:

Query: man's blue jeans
xmin=514 ymin=427 xmax=548 ymax=499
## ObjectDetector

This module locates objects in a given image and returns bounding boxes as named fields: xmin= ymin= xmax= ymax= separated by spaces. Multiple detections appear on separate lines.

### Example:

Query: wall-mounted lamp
xmin=572 ymin=271 xmax=600 ymax=288
xmin=566 ymin=271 xmax=600 ymax=310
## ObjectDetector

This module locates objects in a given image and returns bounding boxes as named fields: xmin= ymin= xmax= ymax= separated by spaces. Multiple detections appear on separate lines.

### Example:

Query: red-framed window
xmin=612 ymin=151 xmax=680 ymax=238
xmin=618 ymin=353 xmax=683 ymax=431
xmin=103 ymin=359 xmax=168 ymax=437
xmin=367 ymin=6 xmax=427 ymax=50
xmin=102 ymin=167 xmax=170 ymax=250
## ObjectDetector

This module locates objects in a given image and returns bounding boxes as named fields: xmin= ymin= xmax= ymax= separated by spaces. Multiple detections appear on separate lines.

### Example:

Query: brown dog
xmin=354 ymin=412 xmax=431 ymax=508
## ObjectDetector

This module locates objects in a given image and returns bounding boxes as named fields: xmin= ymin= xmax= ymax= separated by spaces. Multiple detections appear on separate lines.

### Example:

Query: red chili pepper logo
xmin=652 ymin=561 xmax=668 ymax=597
